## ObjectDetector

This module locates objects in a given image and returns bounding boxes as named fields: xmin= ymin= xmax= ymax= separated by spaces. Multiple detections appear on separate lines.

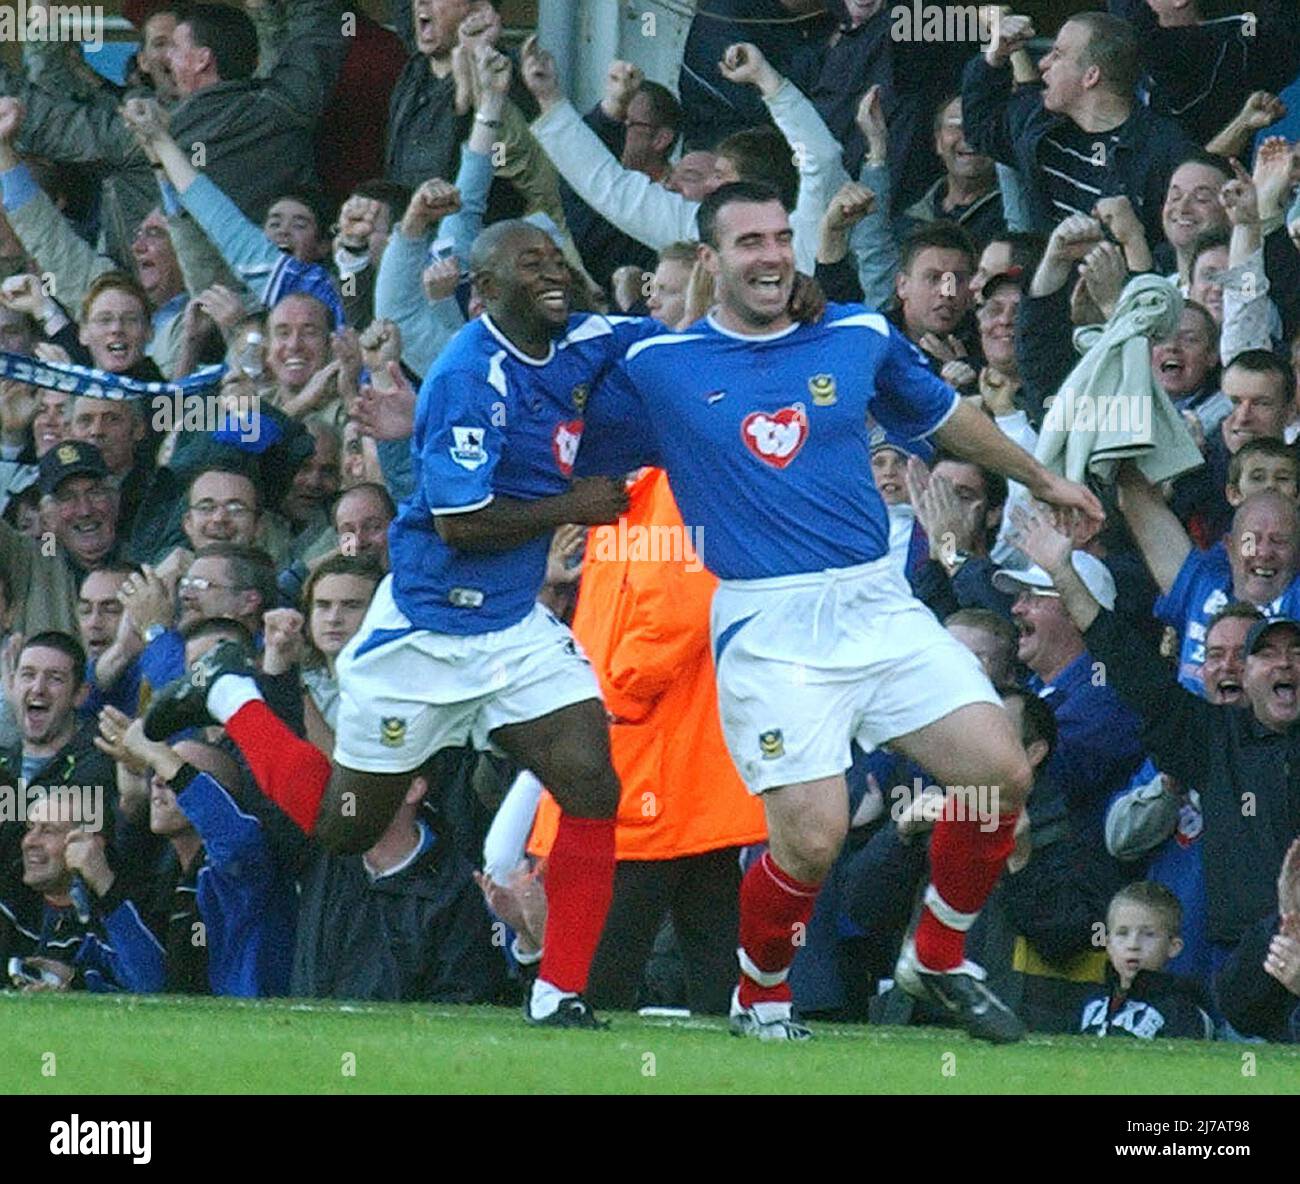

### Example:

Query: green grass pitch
xmin=3 ymin=993 xmax=1298 ymax=1094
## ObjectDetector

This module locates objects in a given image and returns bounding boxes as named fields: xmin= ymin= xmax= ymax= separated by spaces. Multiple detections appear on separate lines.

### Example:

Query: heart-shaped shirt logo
xmin=552 ymin=419 xmax=583 ymax=476
xmin=740 ymin=404 xmax=808 ymax=469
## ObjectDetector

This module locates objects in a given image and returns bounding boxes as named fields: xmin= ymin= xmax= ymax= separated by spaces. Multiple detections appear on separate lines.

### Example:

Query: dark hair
xmin=1224 ymin=348 xmax=1295 ymax=403
xmin=186 ymin=463 xmax=262 ymax=514
xmin=1109 ymin=880 xmax=1182 ymax=935
xmin=944 ymin=607 xmax=1017 ymax=671
xmin=193 ymin=543 xmax=278 ymax=613
xmin=1005 ymin=688 xmax=1058 ymax=766
xmin=697 ymin=180 xmax=787 ymax=249
xmin=177 ymin=3 xmax=259 ymax=82
xmin=635 ymin=80 xmax=682 ymax=151
xmin=22 ymin=630 xmax=87 ymax=689
xmin=332 ymin=481 xmax=396 ymax=524
xmin=1227 ymin=437 xmax=1300 ymax=489
xmin=1173 ymin=149 xmax=1233 ymax=183
xmin=998 ymin=231 xmax=1047 ymax=276
xmin=1206 ymin=600 xmax=1265 ymax=640
xmin=932 ymin=451 xmax=1008 ymax=515
xmin=713 ymin=127 xmax=799 ymax=211
xmin=1070 ymin=11 xmax=1141 ymax=97
xmin=1178 ymin=299 xmax=1219 ymax=349
xmin=269 ymin=188 xmax=336 ymax=243
xmin=899 ymin=220 xmax=976 ymax=274
xmin=0 ymin=564 xmax=11 ymax=609
xmin=300 ymin=555 xmax=383 ymax=667
xmin=79 ymin=562 xmax=141 ymax=596
xmin=269 ymin=291 xmax=332 ymax=335
xmin=1189 ymin=228 xmax=1230 ymax=276
xmin=351 ymin=179 xmax=413 ymax=228
xmin=179 ymin=615 xmax=255 ymax=649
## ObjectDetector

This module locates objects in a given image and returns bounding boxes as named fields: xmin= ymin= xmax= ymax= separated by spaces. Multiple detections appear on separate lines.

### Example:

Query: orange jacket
xmin=530 ymin=469 xmax=766 ymax=861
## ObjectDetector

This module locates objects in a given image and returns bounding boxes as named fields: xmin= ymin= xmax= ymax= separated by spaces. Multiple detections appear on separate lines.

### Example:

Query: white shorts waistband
xmin=717 ymin=555 xmax=897 ymax=595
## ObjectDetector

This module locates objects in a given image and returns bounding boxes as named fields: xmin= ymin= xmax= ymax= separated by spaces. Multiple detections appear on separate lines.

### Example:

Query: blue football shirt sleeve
xmin=870 ymin=323 xmax=961 ymax=440
xmin=574 ymin=356 xmax=663 ymax=477
xmin=418 ymin=368 xmax=505 ymax=514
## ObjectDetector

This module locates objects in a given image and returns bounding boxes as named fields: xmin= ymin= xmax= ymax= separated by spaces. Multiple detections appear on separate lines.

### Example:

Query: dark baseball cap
xmin=1245 ymin=616 xmax=1300 ymax=656
xmin=38 ymin=440 xmax=109 ymax=497
xmin=869 ymin=424 xmax=935 ymax=465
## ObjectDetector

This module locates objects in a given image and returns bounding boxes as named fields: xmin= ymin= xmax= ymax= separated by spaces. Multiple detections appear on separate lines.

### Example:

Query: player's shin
xmin=736 ymin=850 xmax=821 ymax=1011
xmin=915 ymin=813 xmax=1018 ymax=970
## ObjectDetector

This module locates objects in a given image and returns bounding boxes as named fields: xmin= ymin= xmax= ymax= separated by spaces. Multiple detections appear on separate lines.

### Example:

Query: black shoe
xmin=143 ymin=640 xmax=256 ymax=741
xmin=894 ymin=940 xmax=1026 ymax=1045
xmin=523 ymin=993 xmax=609 ymax=1030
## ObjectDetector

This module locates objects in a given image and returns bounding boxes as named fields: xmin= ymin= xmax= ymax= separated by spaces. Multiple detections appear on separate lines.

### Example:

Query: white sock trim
xmin=924 ymin=884 xmax=979 ymax=932
xmin=206 ymin=673 xmax=263 ymax=724
xmin=737 ymin=947 xmax=790 ymax=988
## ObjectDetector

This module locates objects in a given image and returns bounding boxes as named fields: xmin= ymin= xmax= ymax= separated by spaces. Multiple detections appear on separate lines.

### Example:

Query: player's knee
xmin=773 ymin=821 xmax=844 ymax=885
xmin=547 ymin=750 xmax=619 ymax=818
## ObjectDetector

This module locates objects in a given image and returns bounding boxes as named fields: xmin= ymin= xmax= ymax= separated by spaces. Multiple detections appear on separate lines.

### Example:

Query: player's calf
xmin=314 ymin=765 xmax=420 ymax=855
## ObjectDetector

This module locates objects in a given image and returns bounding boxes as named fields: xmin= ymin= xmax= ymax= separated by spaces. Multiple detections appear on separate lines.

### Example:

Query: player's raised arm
xmin=931 ymin=399 xmax=1105 ymax=531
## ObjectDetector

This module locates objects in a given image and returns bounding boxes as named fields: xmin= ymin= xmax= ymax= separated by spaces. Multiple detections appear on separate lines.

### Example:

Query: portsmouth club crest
xmin=758 ymin=729 xmax=785 ymax=760
xmin=380 ymin=717 xmax=407 ymax=748
xmin=571 ymin=383 xmax=590 ymax=413
xmin=808 ymin=373 xmax=837 ymax=406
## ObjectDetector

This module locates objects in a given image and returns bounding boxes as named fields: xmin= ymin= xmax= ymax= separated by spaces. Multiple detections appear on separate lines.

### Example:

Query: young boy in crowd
xmin=1079 ymin=882 xmax=1213 ymax=1040
xmin=1225 ymin=437 xmax=1299 ymax=508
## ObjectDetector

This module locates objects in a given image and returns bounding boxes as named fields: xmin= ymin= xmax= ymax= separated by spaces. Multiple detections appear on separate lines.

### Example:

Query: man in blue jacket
xmin=76 ymin=721 xmax=296 ymax=996
xmin=962 ymin=11 xmax=1198 ymax=244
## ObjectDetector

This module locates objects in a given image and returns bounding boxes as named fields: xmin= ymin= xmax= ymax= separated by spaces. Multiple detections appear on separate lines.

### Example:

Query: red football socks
xmin=736 ymin=850 xmax=821 ymax=1009
xmin=915 ymin=813 xmax=1018 ymax=971
xmin=224 ymin=700 xmax=332 ymax=835
xmin=538 ymin=813 xmax=616 ymax=994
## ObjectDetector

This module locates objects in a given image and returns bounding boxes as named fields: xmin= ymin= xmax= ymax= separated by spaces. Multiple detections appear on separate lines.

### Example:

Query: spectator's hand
xmin=401 ymin=179 xmax=462 ymax=239
xmin=564 ymin=476 xmax=630 ymax=525
xmin=1252 ymin=135 xmax=1294 ymax=219
xmin=1264 ymin=923 xmax=1300 ymax=996
xmin=153 ymin=546 xmax=194 ymax=592
xmin=0 ymin=272 xmax=47 ymax=318
xmin=359 ymin=319 xmax=403 ymax=376
xmin=119 ymin=565 xmax=174 ymax=637
xmin=352 ymin=362 xmax=417 ymax=440
xmin=336 ymin=195 xmax=384 ymax=254
xmin=33 ymin=342 xmax=71 ymax=366
xmin=18 ymin=956 xmax=73 ymax=992
xmin=1045 ymin=213 xmax=1104 ymax=265
xmin=896 ymin=789 xmax=944 ymax=840
xmin=940 ymin=359 xmax=978 ymax=390
xmin=1078 ymin=240 xmax=1127 ymax=321
xmin=1238 ymin=90 xmax=1286 ymax=133
xmin=919 ymin=332 xmax=967 ymax=364
xmin=474 ymin=863 xmax=547 ymax=953
xmin=978 ymin=365 xmax=1017 ymax=416
xmin=788 ymin=272 xmax=826 ymax=325
xmin=0 ymin=631 xmax=22 ymax=715
xmin=1180 ymin=408 xmax=1206 ymax=454
xmin=180 ymin=297 xmax=214 ymax=343
xmin=422 ymin=255 xmax=461 ymax=304
xmin=1278 ymin=836 xmax=1300 ymax=916
xmin=458 ymin=0 xmax=501 ymax=50
xmin=610 ymin=265 xmax=647 ymax=313
xmin=193 ymin=284 xmax=245 ymax=336
xmin=521 ymin=35 xmax=563 ymax=111
xmin=286 ymin=358 xmax=342 ymax=417
xmin=821 ymin=180 xmax=877 ymax=235
xmin=0 ymin=97 xmax=24 ymax=144
xmin=919 ymin=472 xmax=981 ymax=565
xmin=1005 ymin=809 xmax=1032 ymax=873
xmin=1092 ymin=195 xmax=1144 ymax=248
xmin=678 ymin=258 xmax=715 ymax=327
xmin=718 ymin=43 xmax=781 ymax=99
xmin=985 ymin=12 xmax=1034 ymax=67
xmin=331 ymin=327 xmax=363 ymax=388
xmin=261 ymin=608 xmax=306 ymax=676
xmin=120 ymin=96 xmax=170 ymax=144
xmin=1220 ymin=158 xmax=1261 ymax=226
xmin=1008 ymin=500 xmax=1074 ymax=577
xmin=855 ymin=84 xmax=887 ymax=162
xmin=602 ymin=60 xmax=644 ymax=122
xmin=0 ymin=378 xmax=37 ymax=438
xmin=95 ymin=705 xmax=147 ymax=773
xmin=63 ymin=828 xmax=114 ymax=896
xmin=472 ymin=43 xmax=512 ymax=101
xmin=544 ymin=523 xmax=586 ymax=587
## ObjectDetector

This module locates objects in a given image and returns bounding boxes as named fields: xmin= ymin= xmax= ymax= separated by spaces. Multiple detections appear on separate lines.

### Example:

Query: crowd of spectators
xmin=1 ymin=0 xmax=1299 ymax=1045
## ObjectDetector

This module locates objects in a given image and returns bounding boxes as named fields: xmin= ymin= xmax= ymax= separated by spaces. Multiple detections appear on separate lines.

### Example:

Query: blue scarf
xmin=0 ymin=351 xmax=225 ymax=400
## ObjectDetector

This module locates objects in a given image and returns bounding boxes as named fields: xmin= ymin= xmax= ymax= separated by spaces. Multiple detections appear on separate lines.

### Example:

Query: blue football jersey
xmin=577 ymin=304 xmax=960 ymax=580
xmin=389 ymin=312 xmax=654 ymax=634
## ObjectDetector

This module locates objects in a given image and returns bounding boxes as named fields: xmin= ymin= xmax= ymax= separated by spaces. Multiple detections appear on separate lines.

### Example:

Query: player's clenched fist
xmin=563 ymin=476 xmax=630 ymax=525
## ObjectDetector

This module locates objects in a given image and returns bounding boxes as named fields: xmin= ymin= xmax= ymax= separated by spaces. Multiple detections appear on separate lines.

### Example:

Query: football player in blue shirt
xmin=579 ymin=180 xmax=1104 ymax=1042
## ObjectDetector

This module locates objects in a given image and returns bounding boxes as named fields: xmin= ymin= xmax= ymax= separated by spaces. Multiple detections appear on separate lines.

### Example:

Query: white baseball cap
xmin=992 ymin=551 xmax=1117 ymax=611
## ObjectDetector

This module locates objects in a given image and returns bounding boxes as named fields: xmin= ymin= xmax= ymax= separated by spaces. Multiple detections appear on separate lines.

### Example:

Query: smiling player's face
xmin=489 ymin=230 xmax=572 ymax=333
xmin=705 ymin=199 xmax=795 ymax=330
